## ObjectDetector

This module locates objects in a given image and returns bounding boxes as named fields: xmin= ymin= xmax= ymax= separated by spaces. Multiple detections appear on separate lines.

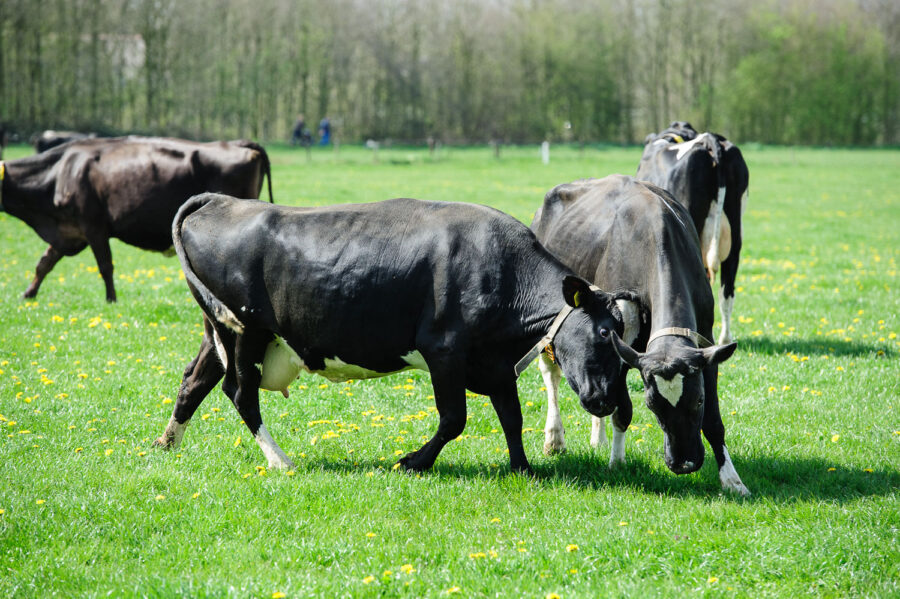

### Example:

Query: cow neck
xmin=644 ymin=250 xmax=709 ymax=351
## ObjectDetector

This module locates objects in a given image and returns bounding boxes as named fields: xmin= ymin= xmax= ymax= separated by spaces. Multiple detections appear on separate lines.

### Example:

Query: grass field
xmin=1 ymin=142 xmax=898 ymax=597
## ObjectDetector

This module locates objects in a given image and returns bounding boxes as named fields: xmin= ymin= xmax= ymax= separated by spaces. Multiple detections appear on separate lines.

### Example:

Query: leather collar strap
xmin=514 ymin=305 xmax=573 ymax=378
xmin=514 ymin=284 xmax=603 ymax=378
xmin=647 ymin=327 xmax=713 ymax=348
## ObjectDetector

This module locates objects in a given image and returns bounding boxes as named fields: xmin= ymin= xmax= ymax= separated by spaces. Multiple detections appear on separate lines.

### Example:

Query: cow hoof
xmin=608 ymin=455 xmax=626 ymax=468
xmin=151 ymin=437 xmax=173 ymax=450
xmin=397 ymin=454 xmax=430 ymax=473
xmin=543 ymin=440 xmax=567 ymax=456
xmin=723 ymin=480 xmax=751 ymax=497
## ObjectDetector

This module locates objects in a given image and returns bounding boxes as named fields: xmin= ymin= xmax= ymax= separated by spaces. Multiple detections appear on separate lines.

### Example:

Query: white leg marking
xmin=652 ymin=373 xmax=684 ymax=407
xmin=615 ymin=299 xmax=640 ymax=346
xmin=609 ymin=423 xmax=627 ymax=467
xmin=718 ymin=445 xmax=750 ymax=496
xmin=539 ymin=353 xmax=566 ymax=455
xmin=157 ymin=415 xmax=189 ymax=448
xmin=718 ymin=288 xmax=735 ymax=345
xmin=254 ymin=423 xmax=295 ymax=470
xmin=590 ymin=416 xmax=607 ymax=448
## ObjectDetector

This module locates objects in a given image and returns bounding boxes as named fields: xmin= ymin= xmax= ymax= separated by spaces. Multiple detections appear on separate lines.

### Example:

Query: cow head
xmin=551 ymin=276 xmax=625 ymax=418
xmin=611 ymin=332 xmax=736 ymax=474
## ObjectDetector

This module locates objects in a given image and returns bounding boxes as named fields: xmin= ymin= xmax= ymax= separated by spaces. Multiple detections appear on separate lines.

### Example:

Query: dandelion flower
xmin=708 ymin=577 xmax=719 ymax=584
xmin=36 ymin=499 xmax=45 ymax=505
xmin=155 ymin=495 xmax=165 ymax=501
xmin=831 ymin=434 xmax=840 ymax=443
xmin=362 ymin=576 xmax=375 ymax=584
xmin=366 ymin=532 xmax=376 ymax=538
xmin=272 ymin=593 xmax=286 ymax=599
xmin=565 ymin=544 xmax=578 ymax=552
xmin=400 ymin=564 xmax=415 ymax=575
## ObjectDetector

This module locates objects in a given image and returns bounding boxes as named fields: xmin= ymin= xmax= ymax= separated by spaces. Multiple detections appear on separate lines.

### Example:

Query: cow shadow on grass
xmin=739 ymin=335 xmax=896 ymax=358
xmin=308 ymin=450 xmax=899 ymax=504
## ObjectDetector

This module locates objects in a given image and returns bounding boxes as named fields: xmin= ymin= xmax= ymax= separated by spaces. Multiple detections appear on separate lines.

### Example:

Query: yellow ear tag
xmin=0 ymin=162 xmax=5 ymax=181
xmin=671 ymin=134 xmax=684 ymax=143
xmin=573 ymin=290 xmax=583 ymax=307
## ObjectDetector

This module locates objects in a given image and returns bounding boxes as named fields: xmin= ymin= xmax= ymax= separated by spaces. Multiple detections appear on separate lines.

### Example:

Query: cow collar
xmin=513 ymin=284 xmax=602 ymax=378
xmin=646 ymin=327 xmax=713 ymax=348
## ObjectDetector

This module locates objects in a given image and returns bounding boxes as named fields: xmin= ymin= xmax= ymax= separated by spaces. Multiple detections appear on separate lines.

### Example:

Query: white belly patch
xmin=258 ymin=336 xmax=428 ymax=391
xmin=653 ymin=373 xmax=684 ymax=407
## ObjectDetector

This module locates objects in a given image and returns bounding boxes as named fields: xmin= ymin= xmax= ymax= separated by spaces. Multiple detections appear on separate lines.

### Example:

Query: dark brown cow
xmin=0 ymin=136 xmax=273 ymax=302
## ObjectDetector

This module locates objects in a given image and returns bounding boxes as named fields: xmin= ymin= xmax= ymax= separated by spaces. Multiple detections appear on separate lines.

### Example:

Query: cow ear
xmin=562 ymin=275 xmax=593 ymax=309
xmin=700 ymin=342 xmax=737 ymax=366
xmin=611 ymin=331 xmax=642 ymax=369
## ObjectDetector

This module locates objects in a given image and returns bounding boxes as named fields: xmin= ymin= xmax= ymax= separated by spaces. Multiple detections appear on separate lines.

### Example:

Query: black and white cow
xmin=154 ymin=193 xmax=626 ymax=473
xmin=531 ymin=175 xmax=749 ymax=495
xmin=636 ymin=122 xmax=749 ymax=345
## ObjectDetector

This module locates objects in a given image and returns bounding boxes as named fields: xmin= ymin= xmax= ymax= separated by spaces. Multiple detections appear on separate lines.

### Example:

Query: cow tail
xmin=237 ymin=140 xmax=274 ymax=203
xmin=172 ymin=194 xmax=245 ymax=334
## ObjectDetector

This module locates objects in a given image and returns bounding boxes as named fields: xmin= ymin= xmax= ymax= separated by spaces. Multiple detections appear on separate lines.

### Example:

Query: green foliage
xmin=0 ymin=143 xmax=898 ymax=596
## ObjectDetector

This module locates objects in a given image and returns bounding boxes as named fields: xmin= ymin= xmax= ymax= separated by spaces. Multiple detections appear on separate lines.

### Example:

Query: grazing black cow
xmin=531 ymin=175 xmax=749 ymax=495
xmin=154 ymin=193 xmax=625 ymax=473
xmin=0 ymin=136 xmax=273 ymax=302
xmin=33 ymin=130 xmax=96 ymax=153
xmin=636 ymin=122 xmax=749 ymax=345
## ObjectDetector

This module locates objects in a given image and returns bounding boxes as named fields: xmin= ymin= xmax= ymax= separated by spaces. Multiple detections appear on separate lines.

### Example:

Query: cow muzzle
xmin=663 ymin=435 xmax=704 ymax=474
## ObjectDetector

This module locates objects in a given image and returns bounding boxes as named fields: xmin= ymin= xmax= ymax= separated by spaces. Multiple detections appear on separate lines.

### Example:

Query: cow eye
xmin=599 ymin=328 xmax=610 ymax=339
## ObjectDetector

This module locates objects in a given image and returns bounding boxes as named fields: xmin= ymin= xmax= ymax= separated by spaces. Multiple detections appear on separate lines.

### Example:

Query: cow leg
xmin=539 ymin=354 xmax=566 ymax=455
xmin=590 ymin=416 xmax=608 ymax=449
xmin=488 ymin=380 xmax=531 ymax=474
xmin=225 ymin=330 xmax=294 ymax=470
xmin=609 ymin=378 xmax=632 ymax=467
xmin=718 ymin=192 xmax=744 ymax=345
xmin=154 ymin=319 xmax=225 ymax=450
xmin=701 ymin=364 xmax=750 ymax=496
xmin=87 ymin=234 xmax=116 ymax=302
xmin=23 ymin=245 xmax=65 ymax=299
xmin=399 ymin=357 xmax=467 ymax=472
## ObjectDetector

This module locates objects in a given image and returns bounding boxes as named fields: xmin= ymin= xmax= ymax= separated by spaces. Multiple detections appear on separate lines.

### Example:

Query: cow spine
xmin=172 ymin=193 xmax=246 ymax=334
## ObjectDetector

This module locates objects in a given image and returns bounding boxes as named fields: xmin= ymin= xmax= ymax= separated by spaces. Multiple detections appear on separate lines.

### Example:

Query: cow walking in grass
xmin=0 ymin=136 xmax=273 ymax=302
xmin=155 ymin=193 xmax=626 ymax=473
xmin=531 ymin=175 xmax=749 ymax=495
xmin=636 ymin=122 xmax=749 ymax=345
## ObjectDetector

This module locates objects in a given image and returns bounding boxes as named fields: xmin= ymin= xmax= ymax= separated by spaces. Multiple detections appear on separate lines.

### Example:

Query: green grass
xmin=1 ymin=142 xmax=898 ymax=597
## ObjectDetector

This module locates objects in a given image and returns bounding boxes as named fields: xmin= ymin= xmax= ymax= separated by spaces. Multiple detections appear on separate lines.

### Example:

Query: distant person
xmin=318 ymin=117 xmax=331 ymax=146
xmin=291 ymin=114 xmax=311 ymax=147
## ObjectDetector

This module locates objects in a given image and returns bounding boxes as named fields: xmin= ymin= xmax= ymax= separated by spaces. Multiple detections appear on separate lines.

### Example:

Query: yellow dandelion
xmin=155 ymin=495 xmax=165 ymax=501
xmin=234 ymin=436 xmax=241 ymax=447
xmin=366 ymin=532 xmax=376 ymax=538
xmin=618 ymin=521 xmax=628 ymax=526
xmin=446 ymin=587 xmax=461 ymax=594
xmin=863 ymin=468 xmax=874 ymax=473
xmin=74 ymin=447 xmax=83 ymax=453
xmin=242 ymin=473 xmax=252 ymax=479
xmin=0 ymin=509 xmax=5 ymax=516
xmin=192 ymin=492 xmax=201 ymax=499
xmin=272 ymin=593 xmax=286 ymax=599
xmin=708 ymin=576 xmax=719 ymax=584
xmin=827 ymin=467 xmax=837 ymax=472
xmin=490 ymin=517 xmax=500 ymax=523
xmin=286 ymin=470 xmax=295 ymax=477
xmin=400 ymin=564 xmax=415 ymax=575
xmin=36 ymin=499 xmax=45 ymax=505
xmin=565 ymin=544 xmax=578 ymax=552
xmin=105 ymin=449 xmax=113 ymax=456
xmin=547 ymin=594 xmax=561 ymax=599
xmin=362 ymin=575 xmax=375 ymax=584
xmin=831 ymin=434 xmax=840 ymax=443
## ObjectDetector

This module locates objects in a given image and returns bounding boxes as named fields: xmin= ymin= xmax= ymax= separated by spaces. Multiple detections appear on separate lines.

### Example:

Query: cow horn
xmin=611 ymin=331 xmax=642 ymax=369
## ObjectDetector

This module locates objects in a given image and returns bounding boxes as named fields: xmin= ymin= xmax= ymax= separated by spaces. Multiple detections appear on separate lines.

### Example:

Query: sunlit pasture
xmin=0 ymin=143 xmax=898 ymax=597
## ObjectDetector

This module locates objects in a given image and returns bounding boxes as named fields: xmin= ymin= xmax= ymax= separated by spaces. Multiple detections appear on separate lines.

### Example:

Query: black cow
xmin=153 ymin=193 xmax=625 ymax=473
xmin=33 ymin=130 xmax=96 ymax=153
xmin=636 ymin=122 xmax=749 ymax=345
xmin=0 ymin=136 xmax=273 ymax=302
xmin=531 ymin=175 xmax=749 ymax=495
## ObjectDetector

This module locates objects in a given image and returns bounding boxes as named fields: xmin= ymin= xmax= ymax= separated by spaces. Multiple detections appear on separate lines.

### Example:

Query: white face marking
xmin=615 ymin=299 xmax=640 ymax=345
xmin=652 ymin=373 xmax=684 ymax=407
xmin=254 ymin=423 xmax=295 ymax=470
xmin=718 ymin=445 xmax=750 ymax=496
